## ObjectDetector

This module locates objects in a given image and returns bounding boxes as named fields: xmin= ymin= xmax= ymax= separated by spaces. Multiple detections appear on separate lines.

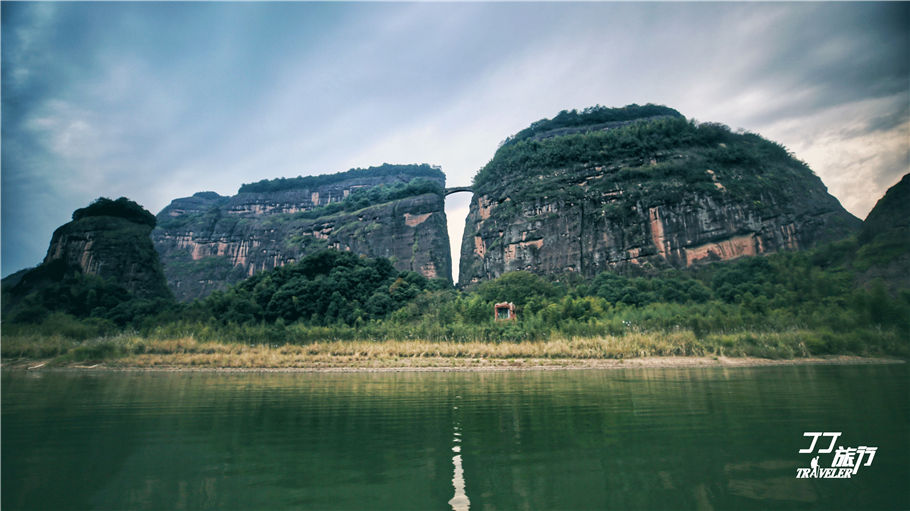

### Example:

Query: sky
xmin=2 ymin=2 xmax=908 ymax=281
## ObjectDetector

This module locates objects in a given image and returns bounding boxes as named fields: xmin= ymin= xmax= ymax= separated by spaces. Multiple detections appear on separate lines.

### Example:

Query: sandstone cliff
xmin=4 ymin=197 xmax=171 ymax=301
xmin=459 ymin=105 xmax=861 ymax=285
xmin=153 ymin=164 xmax=451 ymax=301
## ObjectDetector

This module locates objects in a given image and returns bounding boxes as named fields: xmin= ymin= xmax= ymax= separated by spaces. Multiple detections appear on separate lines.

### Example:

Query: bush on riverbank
xmin=3 ymin=243 xmax=909 ymax=365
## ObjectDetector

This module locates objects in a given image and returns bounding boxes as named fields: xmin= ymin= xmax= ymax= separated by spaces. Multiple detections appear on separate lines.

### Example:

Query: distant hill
xmin=460 ymin=104 xmax=861 ymax=285
xmin=855 ymin=173 xmax=910 ymax=291
xmin=860 ymin=173 xmax=909 ymax=245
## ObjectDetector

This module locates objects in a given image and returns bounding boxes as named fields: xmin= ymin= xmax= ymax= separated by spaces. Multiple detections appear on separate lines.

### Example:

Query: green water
xmin=2 ymin=364 xmax=908 ymax=510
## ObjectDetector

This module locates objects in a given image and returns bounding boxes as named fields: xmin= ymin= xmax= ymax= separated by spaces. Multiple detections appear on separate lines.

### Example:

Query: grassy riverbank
xmin=3 ymin=327 xmax=907 ymax=370
xmin=4 ymin=245 xmax=908 ymax=370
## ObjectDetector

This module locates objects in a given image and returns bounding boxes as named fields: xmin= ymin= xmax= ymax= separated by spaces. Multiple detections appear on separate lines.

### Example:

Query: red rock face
xmin=459 ymin=107 xmax=867 ymax=285
xmin=459 ymin=163 xmax=860 ymax=286
xmin=459 ymin=105 xmax=867 ymax=285
xmin=43 ymin=215 xmax=170 ymax=299
xmin=153 ymin=172 xmax=452 ymax=302
xmin=45 ymin=232 xmax=101 ymax=275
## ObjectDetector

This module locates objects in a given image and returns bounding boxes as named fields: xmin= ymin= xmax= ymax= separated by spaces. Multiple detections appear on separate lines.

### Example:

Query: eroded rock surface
xmin=459 ymin=106 xmax=860 ymax=285
xmin=153 ymin=164 xmax=451 ymax=301
xmin=5 ymin=197 xmax=171 ymax=301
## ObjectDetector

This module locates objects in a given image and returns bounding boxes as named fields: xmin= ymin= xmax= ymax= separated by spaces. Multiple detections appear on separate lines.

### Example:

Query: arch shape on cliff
xmin=444 ymin=186 xmax=474 ymax=196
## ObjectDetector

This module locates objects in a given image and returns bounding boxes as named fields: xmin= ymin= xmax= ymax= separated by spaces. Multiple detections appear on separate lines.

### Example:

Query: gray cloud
xmin=2 ymin=2 xmax=907 ymax=278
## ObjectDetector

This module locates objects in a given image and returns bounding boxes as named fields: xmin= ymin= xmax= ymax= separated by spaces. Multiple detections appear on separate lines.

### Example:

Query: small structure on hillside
xmin=494 ymin=302 xmax=516 ymax=321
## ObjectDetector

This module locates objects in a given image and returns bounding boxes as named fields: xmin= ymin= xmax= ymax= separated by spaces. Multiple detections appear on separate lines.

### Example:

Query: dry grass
xmin=111 ymin=331 xmax=706 ymax=368
xmin=3 ymin=328 xmax=901 ymax=370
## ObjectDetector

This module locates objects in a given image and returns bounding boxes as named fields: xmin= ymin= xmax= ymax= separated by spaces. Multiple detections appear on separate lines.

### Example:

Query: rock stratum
xmin=459 ymin=104 xmax=861 ymax=285
xmin=3 ymin=197 xmax=171 ymax=304
xmin=153 ymin=164 xmax=451 ymax=301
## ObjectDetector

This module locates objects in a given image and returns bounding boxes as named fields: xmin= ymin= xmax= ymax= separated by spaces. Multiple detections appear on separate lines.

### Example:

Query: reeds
xmin=2 ymin=327 xmax=904 ymax=369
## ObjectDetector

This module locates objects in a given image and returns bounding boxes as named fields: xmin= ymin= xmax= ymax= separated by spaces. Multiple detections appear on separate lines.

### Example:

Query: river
xmin=3 ymin=364 xmax=907 ymax=510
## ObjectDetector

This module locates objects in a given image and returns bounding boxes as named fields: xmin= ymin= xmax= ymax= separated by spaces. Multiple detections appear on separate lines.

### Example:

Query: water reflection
xmin=449 ymin=394 xmax=470 ymax=511
xmin=2 ymin=365 xmax=907 ymax=510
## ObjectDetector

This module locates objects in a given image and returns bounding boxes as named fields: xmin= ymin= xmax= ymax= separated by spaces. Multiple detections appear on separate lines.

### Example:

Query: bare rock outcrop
xmin=153 ymin=164 xmax=451 ymax=301
xmin=5 ymin=197 xmax=171 ymax=301
xmin=459 ymin=105 xmax=861 ymax=285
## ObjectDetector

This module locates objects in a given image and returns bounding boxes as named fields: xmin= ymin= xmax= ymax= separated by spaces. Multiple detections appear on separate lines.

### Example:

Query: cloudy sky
xmin=2 ymin=2 xmax=908 ymax=280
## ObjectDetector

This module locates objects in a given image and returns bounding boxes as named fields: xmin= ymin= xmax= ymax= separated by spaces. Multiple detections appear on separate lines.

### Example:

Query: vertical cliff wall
xmin=43 ymin=219 xmax=171 ymax=300
xmin=153 ymin=164 xmax=452 ymax=301
xmin=5 ymin=197 xmax=171 ymax=301
xmin=459 ymin=105 xmax=861 ymax=285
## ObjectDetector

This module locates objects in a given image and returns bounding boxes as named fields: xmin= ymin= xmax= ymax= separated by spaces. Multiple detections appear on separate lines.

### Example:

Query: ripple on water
xmin=2 ymin=365 xmax=907 ymax=510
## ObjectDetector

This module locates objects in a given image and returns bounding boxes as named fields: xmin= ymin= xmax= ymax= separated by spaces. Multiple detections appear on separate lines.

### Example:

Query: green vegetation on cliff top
xmin=157 ymin=177 xmax=443 ymax=233
xmin=473 ymin=106 xmax=815 ymax=213
xmin=502 ymin=103 xmax=683 ymax=146
xmin=72 ymin=197 xmax=156 ymax=228
xmin=239 ymin=163 xmax=444 ymax=194
xmin=289 ymin=177 xmax=443 ymax=220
